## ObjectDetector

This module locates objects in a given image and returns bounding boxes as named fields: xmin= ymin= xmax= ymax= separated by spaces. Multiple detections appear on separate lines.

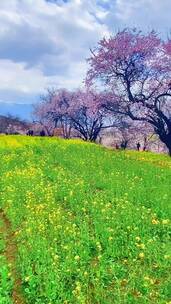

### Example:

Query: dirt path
xmin=0 ymin=209 xmax=25 ymax=304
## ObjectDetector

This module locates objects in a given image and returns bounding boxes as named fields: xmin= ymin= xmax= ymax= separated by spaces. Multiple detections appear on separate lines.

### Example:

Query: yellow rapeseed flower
xmin=25 ymin=276 xmax=30 ymax=282
xmin=151 ymin=218 xmax=159 ymax=225
xmin=162 ymin=219 xmax=170 ymax=225
xmin=108 ymin=236 xmax=113 ymax=241
xmin=139 ymin=252 xmax=145 ymax=259
xmin=74 ymin=255 xmax=80 ymax=261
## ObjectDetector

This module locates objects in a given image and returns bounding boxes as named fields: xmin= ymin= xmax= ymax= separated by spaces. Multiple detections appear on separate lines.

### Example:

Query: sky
xmin=0 ymin=0 xmax=170 ymax=105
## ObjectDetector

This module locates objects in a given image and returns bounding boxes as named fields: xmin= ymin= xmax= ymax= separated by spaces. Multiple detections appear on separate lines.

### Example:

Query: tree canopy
xmin=87 ymin=29 xmax=171 ymax=154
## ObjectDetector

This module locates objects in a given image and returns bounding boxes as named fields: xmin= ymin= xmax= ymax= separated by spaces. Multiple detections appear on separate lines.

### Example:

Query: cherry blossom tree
xmin=67 ymin=89 xmax=108 ymax=141
xmin=33 ymin=89 xmax=57 ymax=136
xmin=46 ymin=89 xmax=75 ymax=139
xmin=34 ymin=89 xmax=75 ymax=138
xmin=87 ymin=29 xmax=171 ymax=155
xmin=34 ymin=88 xmax=112 ymax=141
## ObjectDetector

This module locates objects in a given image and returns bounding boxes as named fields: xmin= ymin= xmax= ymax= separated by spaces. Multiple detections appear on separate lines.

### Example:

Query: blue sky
xmin=0 ymin=0 xmax=170 ymax=105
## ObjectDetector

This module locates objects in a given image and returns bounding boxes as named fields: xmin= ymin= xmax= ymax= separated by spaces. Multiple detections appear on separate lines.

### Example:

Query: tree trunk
xmin=168 ymin=145 xmax=171 ymax=156
xmin=164 ymin=137 xmax=171 ymax=157
xmin=159 ymin=132 xmax=171 ymax=156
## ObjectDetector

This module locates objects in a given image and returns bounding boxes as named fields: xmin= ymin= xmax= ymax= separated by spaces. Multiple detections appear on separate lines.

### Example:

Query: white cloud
xmin=106 ymin=0 xmax=171 ymax=35
xmin=0 ymin=0 xmax=170 ymax=105
xmin=0 ymin=0 xmax=108 ymax=102
xmin=0 ymin=60 xmax=46 ymax=94
xmin=0 ymin=58 xmax=87 ymax=96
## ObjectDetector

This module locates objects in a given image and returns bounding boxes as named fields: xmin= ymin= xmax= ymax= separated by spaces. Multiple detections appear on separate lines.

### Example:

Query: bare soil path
xmin=0 ymin=209 xmax=25 ymax=304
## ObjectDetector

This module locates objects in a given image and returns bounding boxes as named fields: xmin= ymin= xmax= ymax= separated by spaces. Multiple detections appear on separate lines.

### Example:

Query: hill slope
xmin=0 ymin=136 xmax=170 ymax=304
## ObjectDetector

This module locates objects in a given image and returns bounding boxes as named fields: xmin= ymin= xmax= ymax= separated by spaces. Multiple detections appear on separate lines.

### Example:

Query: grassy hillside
xmin=0 ymin=135 xmax=170 ymax=304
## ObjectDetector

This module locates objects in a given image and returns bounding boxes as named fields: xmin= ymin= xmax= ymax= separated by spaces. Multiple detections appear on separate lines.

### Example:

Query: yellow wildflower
xmin=139 ymin=252 xmax=145 ymax=259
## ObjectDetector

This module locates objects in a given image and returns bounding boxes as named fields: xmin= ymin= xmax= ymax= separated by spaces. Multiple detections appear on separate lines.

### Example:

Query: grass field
xmin=0 ymin=135 xmax=170 ymax=304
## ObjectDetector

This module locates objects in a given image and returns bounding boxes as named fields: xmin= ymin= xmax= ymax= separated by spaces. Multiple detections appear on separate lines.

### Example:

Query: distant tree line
xmin=0 ymin=114 xmax=29 ymax=134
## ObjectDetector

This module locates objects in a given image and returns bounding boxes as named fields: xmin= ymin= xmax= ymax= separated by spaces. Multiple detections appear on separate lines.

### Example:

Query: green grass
xmin=0 ymin=135 xmax=170 ymax=304
xmin=0 ymin=220 xmax=13 ymax=304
